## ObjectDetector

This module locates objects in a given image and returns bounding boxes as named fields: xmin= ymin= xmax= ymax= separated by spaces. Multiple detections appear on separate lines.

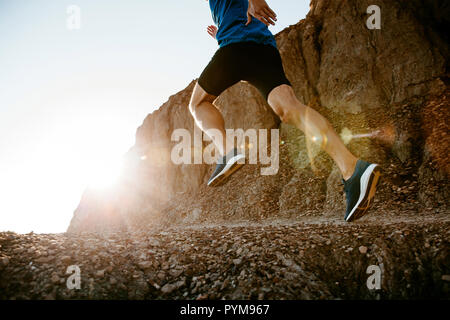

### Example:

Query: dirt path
xmin=1 ymin=212 xmax=449 ymax=299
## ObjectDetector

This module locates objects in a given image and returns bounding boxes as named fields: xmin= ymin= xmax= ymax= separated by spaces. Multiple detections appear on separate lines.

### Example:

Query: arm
xmin=246 ymin=0 xmax=277 ymax=26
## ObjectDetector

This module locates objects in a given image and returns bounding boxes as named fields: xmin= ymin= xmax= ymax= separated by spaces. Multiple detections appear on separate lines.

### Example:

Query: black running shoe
xmin=207 ymin=148 xmax=245 ymax=187
xmin=343 ymin=160 xmax=381 ymax=222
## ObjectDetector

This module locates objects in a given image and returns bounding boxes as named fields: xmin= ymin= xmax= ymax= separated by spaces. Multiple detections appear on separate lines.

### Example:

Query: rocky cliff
xmin=67 ymin=0 xmax=449 ymax=233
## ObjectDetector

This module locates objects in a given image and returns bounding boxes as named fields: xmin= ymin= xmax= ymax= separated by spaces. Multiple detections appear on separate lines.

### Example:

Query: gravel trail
xmin=1 ymin=213 xmax=449 ymax=300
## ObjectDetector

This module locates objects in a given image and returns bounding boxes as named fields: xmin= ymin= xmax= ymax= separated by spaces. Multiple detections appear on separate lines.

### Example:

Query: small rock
xmin=150 ymin=281 xmax=160 ymax=290
xmin=157 ymin=272 xmax=166 ymax=280
xmin=169 ymin=268 xmax=183 ymax=278
xmin=161 ymin=279 xmax=185 ymax=294
xmin=36 ymin=256 xmax=52 ymax=264
xmin=233 ymin=258 xmax=242 ymax=266
xmin=138 ymin=253 xmax=147 ymax=260
xmin=95 ymin=270 xmax=105 ymax=278
xmin=138 ymin=261 xmax=152 ymax=270
xmin=221 ymin=279 xmax=230 ymax=290
xmin=359 ymin=246 xmax=368 ymax=254
xmin=60 ymin=256 xmax=71 ymax=264
xmin=442 ymin=275 xmax=450 ymax=282
xmin=51 ymin=274 xmax=60 ymax=284
xmin=161 ymin=283 xmax=176 ymax=294
xmin=1 ymin=256 xmax=9 ymax=266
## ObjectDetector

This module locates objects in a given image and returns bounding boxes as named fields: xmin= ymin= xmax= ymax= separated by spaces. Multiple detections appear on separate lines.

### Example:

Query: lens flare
xmin=340 ymin=124 xmax=395 ymax=146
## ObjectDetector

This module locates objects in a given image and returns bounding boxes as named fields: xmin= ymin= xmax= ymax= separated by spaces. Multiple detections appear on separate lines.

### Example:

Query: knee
xmin=268 ymin=85 xmax=299 ymax=124
xmin=189 ymin=84 xmax=216 ymax=115
xmin=268 ymin=84 xmax=297 ymax=106
xmin=273 ymin=105 xmax=296 ymax=124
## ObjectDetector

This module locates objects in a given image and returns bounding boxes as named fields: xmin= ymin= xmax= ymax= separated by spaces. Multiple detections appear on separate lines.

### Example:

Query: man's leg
xmin=267 ymin=84 xmax=358 ymax=181
xmin=189 ymin=82 xmax=245 ymax=187
xmin=189 ymin=83 xmax=235 ymax=156
xmin=267 ymin=84 xmax=382 ymax=222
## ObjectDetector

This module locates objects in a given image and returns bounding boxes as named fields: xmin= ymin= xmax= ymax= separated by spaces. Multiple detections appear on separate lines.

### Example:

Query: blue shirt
xmin=209 ymin=0 xmax=277 ymax=48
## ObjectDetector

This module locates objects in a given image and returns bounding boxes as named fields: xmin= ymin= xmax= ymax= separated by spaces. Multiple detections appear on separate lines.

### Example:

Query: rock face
xmin=68 ymin=0 xmax=449 ymax=233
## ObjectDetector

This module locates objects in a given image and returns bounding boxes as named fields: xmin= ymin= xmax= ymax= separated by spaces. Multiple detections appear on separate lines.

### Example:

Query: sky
xmin=0 ymin=0 xmax=310 ymax=234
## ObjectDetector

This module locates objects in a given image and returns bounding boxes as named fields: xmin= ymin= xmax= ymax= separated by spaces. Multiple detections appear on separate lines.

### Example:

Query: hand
xmin=246 ymin=0 xmax=277 ymax=26
xmin=207 ymin=25 xmax=218 ymax=39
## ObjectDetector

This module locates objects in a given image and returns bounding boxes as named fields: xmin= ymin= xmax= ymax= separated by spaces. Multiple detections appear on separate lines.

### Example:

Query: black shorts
xmin=198 ymin=41 xmax=291 ymax=101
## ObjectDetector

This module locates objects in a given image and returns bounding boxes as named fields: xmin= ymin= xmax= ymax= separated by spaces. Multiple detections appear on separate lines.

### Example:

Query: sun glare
xmin=86 ymin=156 xmax=124 ymax=190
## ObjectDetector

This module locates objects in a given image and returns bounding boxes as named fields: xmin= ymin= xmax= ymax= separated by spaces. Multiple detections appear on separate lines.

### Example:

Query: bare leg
xmin=189 ymin=83 xmax=235 ymax=156
xmin=268 ymin=85 xmax=358 ymax=180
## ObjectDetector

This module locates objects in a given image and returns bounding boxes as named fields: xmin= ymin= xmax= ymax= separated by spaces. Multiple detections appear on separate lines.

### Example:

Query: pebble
xmin=161 ymin=279 xmax=185 ymax=294
xmin=51 ymin=275 xmax=60 ymax=284
xmin=138 ymin=261 xmax=152 ymax=269
xmin=233 ymin=258 xmax=242 ymax=266
xmin=0 ymin=256 xmax=9 ymax=266
xmin=95 ymin=270 xmax=105 ymax=278
xmin=169 ymin=269 xmax=183 ymax=277
xmin=60 ymin=256 xmax=71 ymax=264
xmin=442 ymin=275 xmax=450 ymax=282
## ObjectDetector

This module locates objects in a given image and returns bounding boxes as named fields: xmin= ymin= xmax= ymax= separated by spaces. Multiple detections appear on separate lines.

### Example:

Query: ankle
xmin=342 ymin=158 xmax=358 ymax=181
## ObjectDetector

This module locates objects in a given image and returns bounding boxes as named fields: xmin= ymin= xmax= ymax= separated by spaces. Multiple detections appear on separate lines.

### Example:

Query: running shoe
xmin=343 ymin=160 xmax=381 ymax=222
xmin=207 ymin=148 xmax=245 ymax=187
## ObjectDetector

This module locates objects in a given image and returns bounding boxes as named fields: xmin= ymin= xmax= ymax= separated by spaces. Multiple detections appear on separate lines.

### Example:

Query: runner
xmin=189 ymin=0 xmax=381 ymax=222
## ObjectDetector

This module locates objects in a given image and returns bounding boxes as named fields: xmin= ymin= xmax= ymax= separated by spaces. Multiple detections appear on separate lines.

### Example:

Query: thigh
xmin=243 ymin=44 xmax=291 ymax=101
xmin=198 ymin=45 xmax=243 ymax=97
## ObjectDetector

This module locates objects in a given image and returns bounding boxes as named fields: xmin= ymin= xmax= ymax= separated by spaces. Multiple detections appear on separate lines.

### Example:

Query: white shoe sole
xmin=207 ymin=154 xmax=245 ymax=187
xmin=345 ymin=164 xmax=381 ymax=222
